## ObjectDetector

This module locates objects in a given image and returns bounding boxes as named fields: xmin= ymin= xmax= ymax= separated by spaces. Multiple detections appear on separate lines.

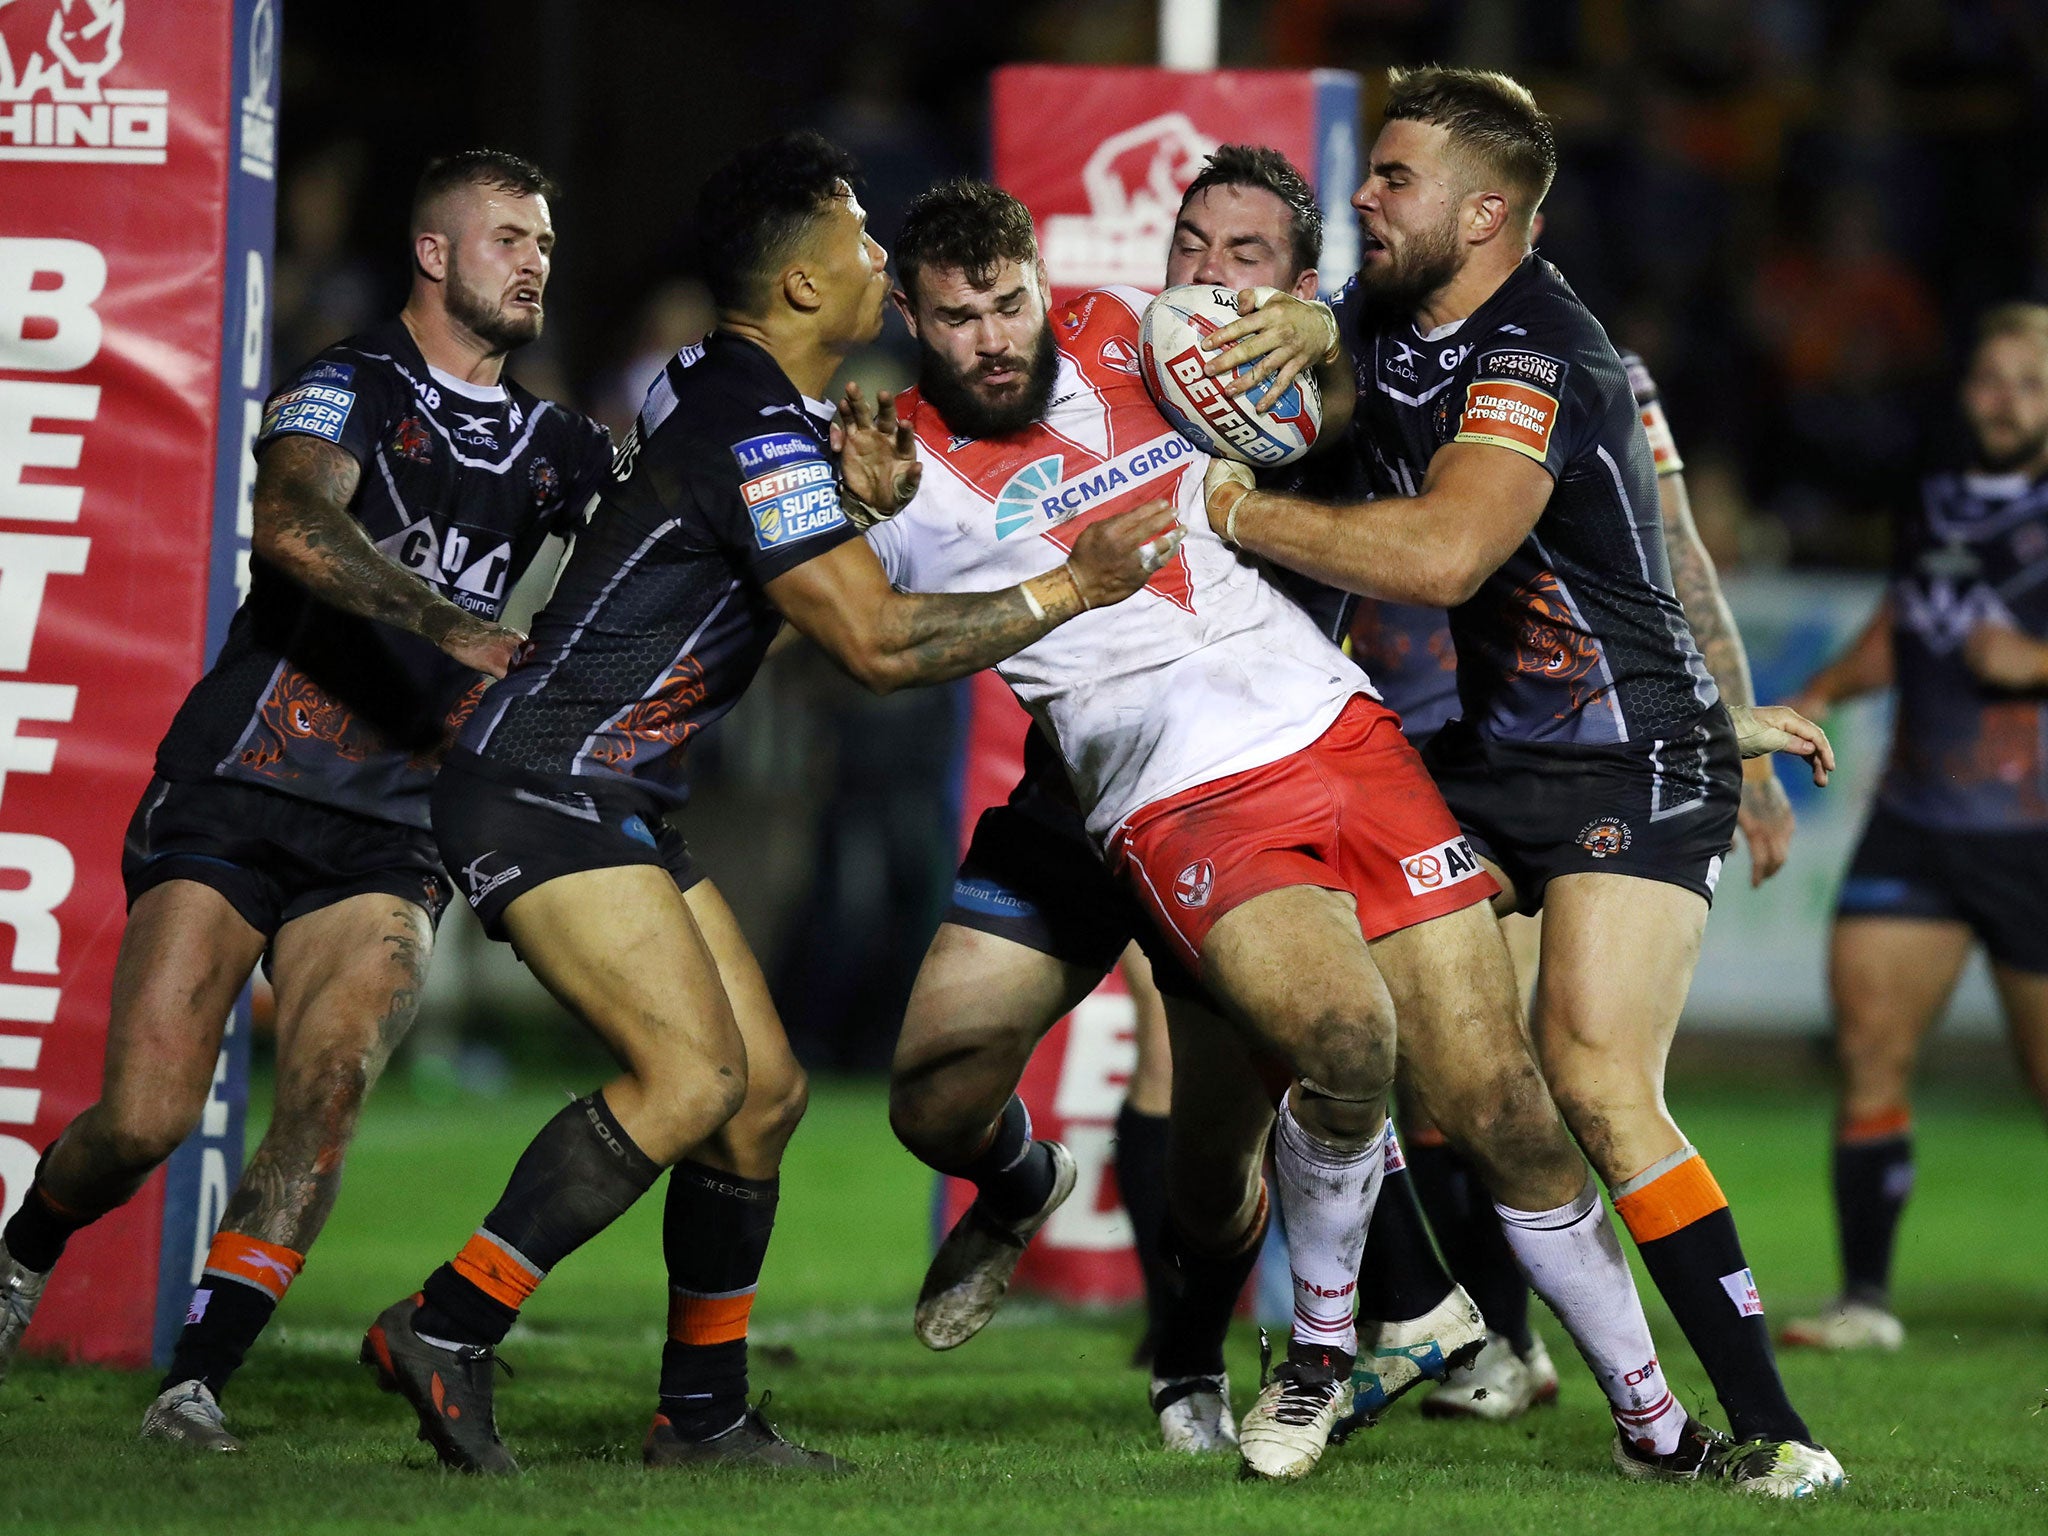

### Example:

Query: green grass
xmin=3 ymin=1075 xmax=2044 ymax=1534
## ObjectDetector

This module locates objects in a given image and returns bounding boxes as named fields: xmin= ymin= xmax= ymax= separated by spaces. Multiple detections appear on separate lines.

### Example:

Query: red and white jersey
xmin=866 ymin=286 xmax=1370 ymax=844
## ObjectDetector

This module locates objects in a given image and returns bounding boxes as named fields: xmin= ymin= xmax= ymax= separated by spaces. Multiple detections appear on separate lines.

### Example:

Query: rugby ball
xmin=1139 ymin=285 xmax=1322 ymax=468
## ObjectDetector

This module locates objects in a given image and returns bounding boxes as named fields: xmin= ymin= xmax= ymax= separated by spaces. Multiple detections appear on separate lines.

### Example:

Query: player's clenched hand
xmin=1961 ymin=622 xmax=2048 ymax=690
xmin=433 ymin=612 xmax=526 ymax=679
xmin=1736 ymin=758 xmax=1796 ymax=887
xmin=1064 ymin=499 xmax=1185 ymax=609
xmin=832 ymin=381 xmax=921 ymax=527
xmin=1199 ymin=287 xmax=1341 ymax=413
xmin=1727 ymin=702 xmax=1833 ymax=787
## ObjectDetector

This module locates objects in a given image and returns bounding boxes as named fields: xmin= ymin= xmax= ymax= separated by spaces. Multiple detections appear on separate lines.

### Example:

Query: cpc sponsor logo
xmin=0 ymin=0 xmax=169 ymax=166
xmin=1173 ymin=859 xmax=1214 ymax=909
xmin=1398 ymin=835 xmax=1485 ymax=897
xmin=1042 ymin=112 xmax=1218 ymax=291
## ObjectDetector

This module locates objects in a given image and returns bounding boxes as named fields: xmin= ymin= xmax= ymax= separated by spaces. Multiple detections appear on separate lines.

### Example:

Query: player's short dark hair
xmin=1976 ymin=302 xmax=2048 ymax=352
xmin=697 ymin=131 xmax=863 ymax=315
xmin=410 ymin=149 xmax=556 ymax=235
xmin=1383 ymin=65 xmax=1556 ymax=226
xmin=895 ymin=179 xmax=1039 ymax=306
xmin=1178 ymin=145 xmax=1323 ymax=277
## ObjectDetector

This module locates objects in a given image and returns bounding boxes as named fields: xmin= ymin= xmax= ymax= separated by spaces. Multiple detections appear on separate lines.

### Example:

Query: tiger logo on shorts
xmin=1577 ymin=817 xmax=1632 ymax=858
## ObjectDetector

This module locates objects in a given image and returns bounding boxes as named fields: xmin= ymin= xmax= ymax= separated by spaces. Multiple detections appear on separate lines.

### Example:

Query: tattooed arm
xmin=1658 ymin=469 xmax=1799 ymax=884
xmin=251 ymin=435 xmax=524 ymax=677
xmin=765 ymin=499 xmax=1184 ymax=695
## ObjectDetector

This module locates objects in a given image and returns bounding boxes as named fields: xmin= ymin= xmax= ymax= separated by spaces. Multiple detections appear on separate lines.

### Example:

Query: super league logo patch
xmin=263 ymin=382 xmax=355 ymax=444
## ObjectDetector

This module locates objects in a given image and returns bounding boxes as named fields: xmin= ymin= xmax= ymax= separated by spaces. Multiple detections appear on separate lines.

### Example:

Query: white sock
xmin=1496 ymin=1181 xmax=1688 ymax=1456
xmin=1274 ymin=1097 xmax=1385 ymax=1358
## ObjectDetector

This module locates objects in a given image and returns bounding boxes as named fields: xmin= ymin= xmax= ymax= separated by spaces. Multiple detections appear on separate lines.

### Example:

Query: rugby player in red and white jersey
xmin=848 ymin=179 xmax=1709 ymax=1483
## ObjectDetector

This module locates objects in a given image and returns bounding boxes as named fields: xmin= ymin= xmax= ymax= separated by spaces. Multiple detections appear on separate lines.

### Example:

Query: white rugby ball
xmin=1140 ymin=284 xmax=1323 ymax=468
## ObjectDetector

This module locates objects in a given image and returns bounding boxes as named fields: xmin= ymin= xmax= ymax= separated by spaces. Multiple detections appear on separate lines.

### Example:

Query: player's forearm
xmin=252 ymin=440 xmax=475 ymax=644
xmin=851 ymin=567 xmax=1084 ymax=694
xmin=1798 ymin=602 xmax=1894 ymax=707
xmin=1224 ymin=487 xmax=1479 ymax=607
xmin=1312 ymin=352 xmax=1356 ymax=443
xmin=1660 ymin=478 xmax=1756 ymax=708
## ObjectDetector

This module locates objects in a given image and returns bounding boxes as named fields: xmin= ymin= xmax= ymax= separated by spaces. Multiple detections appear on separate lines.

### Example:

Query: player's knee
xmin=751 ymin=1061 xmax=810 ymax=1146
xmin=887 ymin=1074 xmax=958 ymax=1163
xmin=99 ymin=1097 xmax=205 ymax=1173
xmin=1294 ymin=1005 xmax=1396 ymax=1110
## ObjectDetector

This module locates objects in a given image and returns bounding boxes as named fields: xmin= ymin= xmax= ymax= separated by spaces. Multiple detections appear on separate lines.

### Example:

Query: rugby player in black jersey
xmin=1201 ymin=67 xmax=1843 ymax=1496
xmin=0 ymin=151 xmax=609 ymax=1451
xmin=1781 ymin=304 xmax=2048 ymax=1352
xmin=356 ymin=134 xmax=1178 ymax=1477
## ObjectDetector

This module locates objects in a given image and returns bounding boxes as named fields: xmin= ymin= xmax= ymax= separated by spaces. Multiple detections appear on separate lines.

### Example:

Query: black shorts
xmin=1836 ymin=803 xmax=2048 ymax=973
xmin=433 ymin=754 xmax=701 ymax=940
xmin=946 ymin=797 xmax=1203 ymax=999
xmin=122 ymin=775 xmax=449 ymax=937
xmin=1422 ymin=705 xmax=1741 ymax=914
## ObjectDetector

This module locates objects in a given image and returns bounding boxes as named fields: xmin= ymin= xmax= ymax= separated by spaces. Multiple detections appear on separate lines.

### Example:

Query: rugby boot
xmin=0 ymin=1238 xmax=47 ymax=1386
xmin=1522 ymin=1330 xmax=1559 ymax=1405
xmin=644 ymin=1399 xmax=849 ymax=1473
xmin=139 ymin=1381 xmax=242 ymax=1453
xmin=1610 ymin=1415 xmax=1733 ymax=1484
xmin=914 ymin=1141 xmax=1077 ymax=1350
xmin=1150 ymin=1372 xmax=1237 ymax=1453
xmin=360 ymin=1293 xmax=518 ymax=1474
xmin=1238 ymin=1335 xmax=1354 ymax=1481
xmin=1331 ymin=1283 xmax=1486 ymax=1439
xmin=1720 ymin=1439 xmax=1848 ymax=1498
xmin=1420 ymin=1330 xmax=1540 ymax=1422
xmin=1780 ymin=1298 xmax=1904 ymax=1352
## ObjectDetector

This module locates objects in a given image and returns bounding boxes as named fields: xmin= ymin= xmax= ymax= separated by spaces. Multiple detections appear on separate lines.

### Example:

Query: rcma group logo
xmin=0 ymin=0 xmax=167 ymax=165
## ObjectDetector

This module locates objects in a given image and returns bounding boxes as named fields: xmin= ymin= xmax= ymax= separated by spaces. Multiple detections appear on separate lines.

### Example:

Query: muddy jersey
xmin=459 ymin=332 xmax=861 ymax=804
xmin=1349 ymin=346 xmax=1686 ymax=741
xmin=1880 ymin=467 xmax=2048 ymax=830
xmin=865 ymin=285 xmax=1369 ymax=847
xmin=1332 ymin=255 xmax=1715 ymax=745
xmin=152 ymin=320 xmax=610 ymax=829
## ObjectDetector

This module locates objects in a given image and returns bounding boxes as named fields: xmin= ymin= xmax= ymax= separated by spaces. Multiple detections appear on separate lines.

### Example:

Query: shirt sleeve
xmin=697 ymin=423 xmax=861 ymax=585
xmin=1620 ymin=349 xmax=1685 ymax=477
xmin=553 ymin=412 xmax=616 ymax=538
xmin=256 ymin=351 xmax=390 ymax=467
xmin=1451 ymin=325 xmax=1583 ymax=479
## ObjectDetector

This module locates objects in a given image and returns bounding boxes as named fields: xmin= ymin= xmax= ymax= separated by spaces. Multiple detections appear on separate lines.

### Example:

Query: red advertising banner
xmin=0 ymin=0 xmax=271 ymax=1367
xmin=967 ymin=65 xmax=1357 ymax=1303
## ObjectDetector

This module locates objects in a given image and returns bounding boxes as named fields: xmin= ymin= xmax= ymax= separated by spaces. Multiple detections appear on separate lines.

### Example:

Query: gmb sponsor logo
xmin=1479 ymin=349 xmax=1564 ymax=388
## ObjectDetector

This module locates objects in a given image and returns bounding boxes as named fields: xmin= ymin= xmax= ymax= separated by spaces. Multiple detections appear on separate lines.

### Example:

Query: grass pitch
xmin=3 ymin=1073 xmax=2043 ymax=1535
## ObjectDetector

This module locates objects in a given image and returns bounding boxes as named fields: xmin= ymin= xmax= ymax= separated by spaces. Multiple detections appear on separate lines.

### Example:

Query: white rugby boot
xmin=0 ymin=1238 xmax=49 ymax=1386
xmin=1521 ymin=1330 xmax=1559 ymax=1405
xmin=915 ymin=1142 xmax=1077 ymax=1350
xmin=1332 ymin=1284 xmax=1486 ymax=1437
xmin=140 ymin=1381 xmax=243 ymax=1453
xmin=1238 ymin=1338 xmax=1354 ymax=1481
xmin=1420 ymin=1330 xmax=1540 ymax=1421
xmin=1779 ymin=1298 xmax=1904 ymax=1352
xmin=1151 ymin=1372 xmax=1237 ymax=1453
xmin=1721 ymin=1439 xmax=1849 ymax=1498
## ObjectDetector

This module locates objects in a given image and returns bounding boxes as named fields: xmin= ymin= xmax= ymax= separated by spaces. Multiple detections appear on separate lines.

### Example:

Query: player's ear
xmin=782 ymin=263 xmax=823 ymax=316
xmin=1291 ymin=267 xmax=1320 ymax=302
xmin=1466 ymin=190 xmax=1511 ymax=246
xmin=891 ymin=286 xmax=918 ymax=338
xmin=1034 ymin=257 xmax=1052 ymax=308
xmin=413 ymin=231 xmax=450 ymax=283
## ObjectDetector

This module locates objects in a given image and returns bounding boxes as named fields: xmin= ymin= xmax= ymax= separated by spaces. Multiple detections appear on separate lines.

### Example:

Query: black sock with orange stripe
xmin=417 ymin=1091 xmax=661 ymax=1348
xmin=657 ymin=1162 xmax=778 ymax=1439
xmin=1614 ymin=1147 xmax=1809 ymax=1445
xmin=163 ymin=1232 xmax=304 ymax=1397
xmin=2 ymin=1162 xmax=94 ymax=1274
xmin=1833 ymin=1108 xmax=1913 ymax=1305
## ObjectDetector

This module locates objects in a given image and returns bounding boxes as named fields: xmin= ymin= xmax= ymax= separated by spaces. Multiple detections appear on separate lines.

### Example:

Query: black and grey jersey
xmin=1881 ymin=467 xmax=2048 ymax=830
xmin=1333 ymin=255 xmax=1716 ymax=746
xmin=459 ymin=332 xmax=863 ymax=805
xmin=153 ymin=318 xmax=610 ymax=828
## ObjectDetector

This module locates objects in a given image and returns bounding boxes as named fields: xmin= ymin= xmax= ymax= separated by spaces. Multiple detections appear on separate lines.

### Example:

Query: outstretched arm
xmin=1788 ymin=596 xmax=1894 ymax=718
xmin=252 ymin=435 xmax=525 ymax=677
xmin=765 ymin=499 xmax=1183 ymax=695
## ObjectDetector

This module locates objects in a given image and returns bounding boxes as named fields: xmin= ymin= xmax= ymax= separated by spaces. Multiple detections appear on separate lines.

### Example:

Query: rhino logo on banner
xmin=1043 ymin=112 xmax=1219 ymax=290
xmin=0 ymin=0 xmax=123 ymax=101
xmin=0 ymin=0 xmax=168 ymax=165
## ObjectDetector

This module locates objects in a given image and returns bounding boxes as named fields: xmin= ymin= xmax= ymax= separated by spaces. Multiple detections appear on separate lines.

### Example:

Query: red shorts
xmin=1113 ymin=695 xmax=1498 ymax=973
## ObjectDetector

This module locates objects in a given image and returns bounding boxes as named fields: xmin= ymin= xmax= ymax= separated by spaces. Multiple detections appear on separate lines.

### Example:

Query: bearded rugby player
xmin=1202 ymin=66 xmax=1843 ymax=1496
xmin=0 ymin=152 xmax=609 ymax=1452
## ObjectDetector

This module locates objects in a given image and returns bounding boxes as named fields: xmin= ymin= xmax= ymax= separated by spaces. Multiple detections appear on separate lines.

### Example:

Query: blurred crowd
xmin=267 ymin=0 xmax=2048 ymax=1068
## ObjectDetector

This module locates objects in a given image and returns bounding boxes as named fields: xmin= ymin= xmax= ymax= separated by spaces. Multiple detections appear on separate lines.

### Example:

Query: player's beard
xmin=1972 ymin=419 xmax=2048 ymax=475
xmin=917 ymin=322 xmax=1058 ymax=442
xmin=1354 ymin=213 xmax=1463 ymax=321
xmin=446 ymin=252 xmax=543 ymax=352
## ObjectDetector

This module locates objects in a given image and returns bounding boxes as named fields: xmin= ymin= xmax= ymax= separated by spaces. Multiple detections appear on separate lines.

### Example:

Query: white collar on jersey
xmin=426 ymin=361 xmax=510 ymax=402
xmin=1412 ymin=314 xmax=1468 ymax=344
xmin=1961 ymin=470 xmax=2035 ymax=499
xmin=802 ymin=394 xmax=834 ymax=422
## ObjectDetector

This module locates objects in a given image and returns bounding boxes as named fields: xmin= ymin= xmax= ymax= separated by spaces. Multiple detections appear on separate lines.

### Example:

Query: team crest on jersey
xmin=529 ymin=455 xmax=560 ymax=507
xmin=1577 ymin=817 xmax=1632 ymax=858
xmin=1099 ymin=336 xmax=1140 ymax=375
xmin=1398 ymin=836 xmax=1485 ymax=897
xmin=391 ymin=415 xmax=432 ymax=464
xmin=1174 ymin=859 xmax=1214 ymax=908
